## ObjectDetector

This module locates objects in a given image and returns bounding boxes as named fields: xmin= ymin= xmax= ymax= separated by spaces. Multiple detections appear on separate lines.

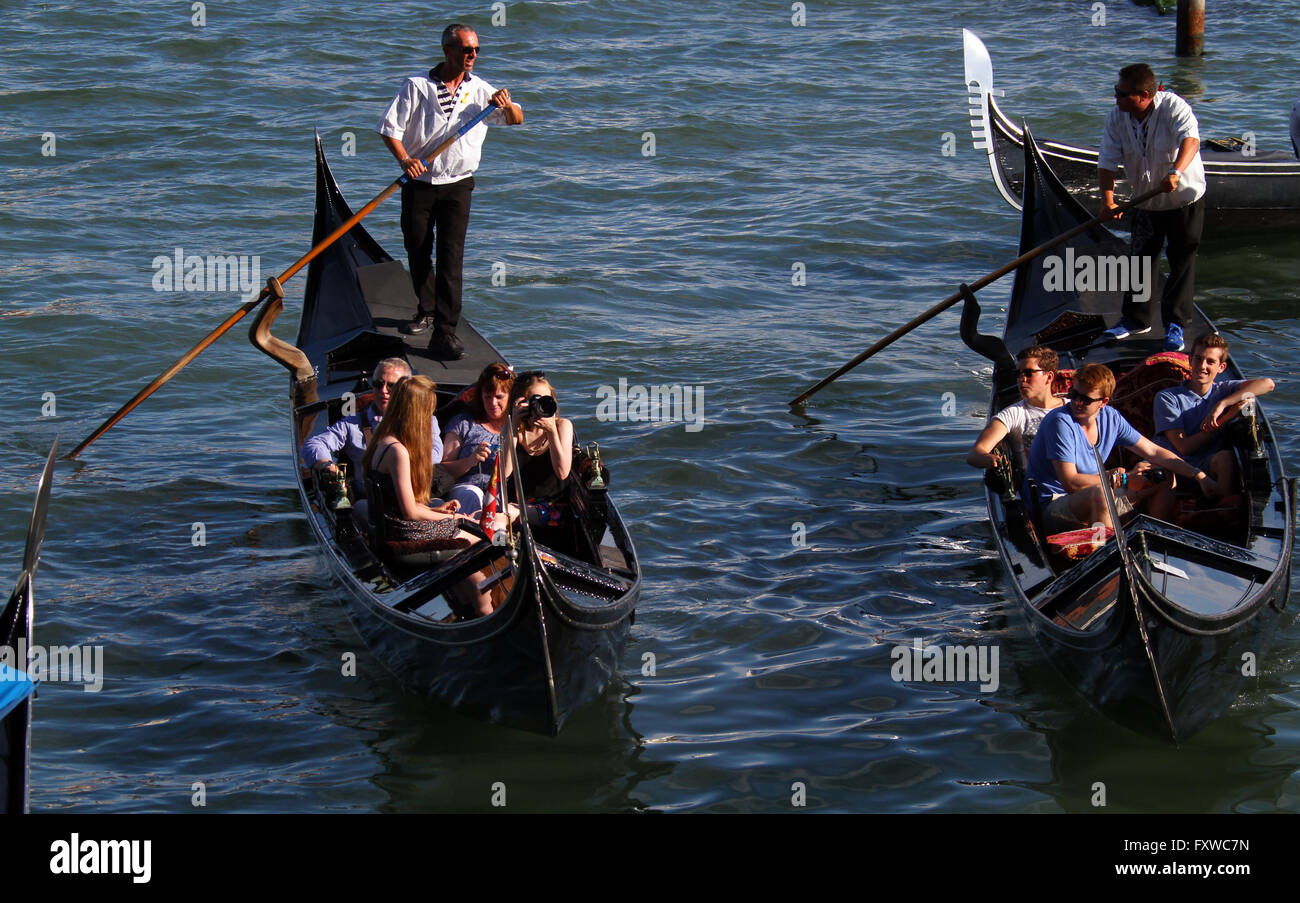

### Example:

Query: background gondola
xmin=963 ymin=29 xmax=1300 ymax=236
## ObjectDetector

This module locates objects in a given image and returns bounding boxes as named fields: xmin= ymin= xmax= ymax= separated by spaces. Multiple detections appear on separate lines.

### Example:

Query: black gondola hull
xmin=997 ymin=501 xmax=1290 ymax=741
xmin=286 ymin=137 xmax=639 ymax=734
xmin=971 ymin=131 xmax=1294 ymax=743
xmin=0 ymin=579 xmax=33 ymax=815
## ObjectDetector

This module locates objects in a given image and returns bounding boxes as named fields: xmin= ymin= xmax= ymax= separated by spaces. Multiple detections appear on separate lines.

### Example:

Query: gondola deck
xmin=964 ymin=135 xmax=1294 ymax=743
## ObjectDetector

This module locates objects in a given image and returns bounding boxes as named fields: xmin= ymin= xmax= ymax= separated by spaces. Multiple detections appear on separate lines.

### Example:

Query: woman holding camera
xmin=509 ymin=371 xmax=574 ymax=526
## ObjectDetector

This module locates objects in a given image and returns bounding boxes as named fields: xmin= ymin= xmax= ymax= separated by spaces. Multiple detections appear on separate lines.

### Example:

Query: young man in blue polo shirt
xmin=1153 ymin=332 xmax=1274 ymax=499
xmin=1027 ymin=362 xmax=1217 ymax=534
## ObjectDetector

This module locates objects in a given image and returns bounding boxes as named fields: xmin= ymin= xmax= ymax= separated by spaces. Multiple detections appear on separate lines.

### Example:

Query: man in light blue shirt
xmin=1153 ymin=332 xmax=1274 ymax=497
xmin=301 ymin=357 xmax=443 ymax=495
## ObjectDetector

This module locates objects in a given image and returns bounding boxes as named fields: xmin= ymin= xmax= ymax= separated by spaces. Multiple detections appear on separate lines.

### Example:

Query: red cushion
xmin=1112 ymin=353 xmax=1190 ymax=439
xmin=1046 ymin=526 xmax=1114 ymax=559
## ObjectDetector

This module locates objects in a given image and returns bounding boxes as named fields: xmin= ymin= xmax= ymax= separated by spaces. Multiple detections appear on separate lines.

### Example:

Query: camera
xmin=525 ymin=394 xmax=557 ymax=420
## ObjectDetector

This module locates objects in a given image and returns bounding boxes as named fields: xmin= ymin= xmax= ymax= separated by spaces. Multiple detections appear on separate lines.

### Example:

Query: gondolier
xmin=377 ymin=23 xmax=523 ymax=361
xmin=1098 ymin=63 xmax=1206 ymax=353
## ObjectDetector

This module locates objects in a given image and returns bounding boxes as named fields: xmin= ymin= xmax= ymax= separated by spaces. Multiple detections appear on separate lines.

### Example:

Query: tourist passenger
xmin=300 ymin=357 xmax=443 ymax=495
xmin=1153 ymin=332 xmax=1274 ymax=498
xmin=1098 ymin=63 xmax=1206 ymax=353
xmin=442 ymin=362 xmax=514 ymax=516
xmin=966 ymin=346 xmax=1064 ymax=471
xmin=509 ymin=371 xmax=575 ymax=527
xmin=362 ymin=375 xmax=500 ymax=616
xmin=1026 ymin=362 xmax=1218 ymax=533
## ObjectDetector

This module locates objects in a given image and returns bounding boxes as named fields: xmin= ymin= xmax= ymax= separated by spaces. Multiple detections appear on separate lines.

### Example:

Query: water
xmin=2 ymin=0 xmax=1299 ymax=813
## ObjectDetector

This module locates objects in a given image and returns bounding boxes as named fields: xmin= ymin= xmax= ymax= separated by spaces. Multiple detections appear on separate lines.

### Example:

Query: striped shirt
xmin=435 ymin=69 xmax=465 ymax=117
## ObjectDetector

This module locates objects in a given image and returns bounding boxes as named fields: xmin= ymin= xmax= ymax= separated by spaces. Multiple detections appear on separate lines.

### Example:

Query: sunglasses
xmin=375 ymin=378 xmax=405 ymax=390
xmin=1068 ymin=388 xmax=1106 ymax=405
xmin=1114 ymin=86 xmax=1141 ymax=98
xmin=458 ymin=45 xmax=480 ymax=55
xmin=1016 ymin=367 xmax=1045 ymax=378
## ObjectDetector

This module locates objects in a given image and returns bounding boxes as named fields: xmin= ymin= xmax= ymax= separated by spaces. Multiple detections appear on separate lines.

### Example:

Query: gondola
xmin=248 ymin=137 xmax=640 ymax=735
xmin=2 ymin=441 xmax=56 ymax=814
xmin=962 ymin=29 xmax=1300 ymax=236
xmin=961 ymin=134 xmax=1295 ymax=743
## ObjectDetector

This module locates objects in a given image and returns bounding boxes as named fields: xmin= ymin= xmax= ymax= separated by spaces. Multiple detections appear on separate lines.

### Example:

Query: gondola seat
xmin=1112 ymin=352 xmax=1190 ymax=439
xmin=1046 ymin=525 xmax=1115 ymax=560
xmin=1051 ymin=369 xmax=1075 ymax=397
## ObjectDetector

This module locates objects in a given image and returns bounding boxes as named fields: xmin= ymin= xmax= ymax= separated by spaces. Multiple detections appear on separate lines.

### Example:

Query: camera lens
xmin=529 ymin=394 xmax=557 ymax=418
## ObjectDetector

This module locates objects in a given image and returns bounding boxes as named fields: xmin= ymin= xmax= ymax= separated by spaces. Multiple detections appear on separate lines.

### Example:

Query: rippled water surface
xmin=3 ymin=1 xmax=1299 ymax=813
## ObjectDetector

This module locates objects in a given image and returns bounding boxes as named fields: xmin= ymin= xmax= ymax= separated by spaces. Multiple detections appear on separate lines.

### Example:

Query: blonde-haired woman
xmin=362 ymin=375 xmax=500 ymax=616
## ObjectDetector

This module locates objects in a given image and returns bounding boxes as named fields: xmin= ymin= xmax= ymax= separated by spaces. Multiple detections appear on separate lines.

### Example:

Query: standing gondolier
xmin=1098 ymin=63 xmax=1205 ymax=353
xmin=377 ymin=23 xmax=523 ymax=361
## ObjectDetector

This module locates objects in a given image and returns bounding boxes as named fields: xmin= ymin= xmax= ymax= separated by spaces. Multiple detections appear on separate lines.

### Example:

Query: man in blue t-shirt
xmin=1027 ymin=363 xmax=1218 ymax=533
xmin=1153 ymin=332 xmax=1274 ymax=497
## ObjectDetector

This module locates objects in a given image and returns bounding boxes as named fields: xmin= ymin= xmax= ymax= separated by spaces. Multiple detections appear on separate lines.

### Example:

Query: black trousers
xmin=1122 ymin=196 xmax=1204 ymax=330
xmin=400 ymin=175 xmax=474 ymax=339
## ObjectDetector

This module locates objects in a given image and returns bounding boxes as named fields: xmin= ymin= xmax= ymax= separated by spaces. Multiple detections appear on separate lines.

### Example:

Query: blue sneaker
xmin=1164 ymin=322 xmax=1185 ymax=352
xmin=1102 ymin=317 xmax=1152 ymax=343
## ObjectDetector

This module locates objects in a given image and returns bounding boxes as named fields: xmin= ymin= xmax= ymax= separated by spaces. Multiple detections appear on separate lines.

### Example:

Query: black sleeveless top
xmin=514 ymin=442 xmax=565 ymax=503
xmin=370 ymin=444 xmax=459 ymax=542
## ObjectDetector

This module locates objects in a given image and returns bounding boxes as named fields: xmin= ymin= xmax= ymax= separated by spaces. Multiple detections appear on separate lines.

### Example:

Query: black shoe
xmin=428 ymin=332 xmax=465 ymax=360
xmin=399 ymin=313 xmax=434 ymax=335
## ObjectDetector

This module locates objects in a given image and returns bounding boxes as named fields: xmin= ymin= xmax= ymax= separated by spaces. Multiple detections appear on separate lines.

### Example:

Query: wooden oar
xmin=65 ymin=104 xmax=500 ymax=461
xmin=789 ymin=186 xmax=1165 ymax=407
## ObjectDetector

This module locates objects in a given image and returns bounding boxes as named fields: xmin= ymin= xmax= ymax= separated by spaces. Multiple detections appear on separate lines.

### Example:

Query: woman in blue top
xmin=1027 ymin=363 xmax=1218 ymax=533
xmin=442 ymin=362 xmax=515 ymax=516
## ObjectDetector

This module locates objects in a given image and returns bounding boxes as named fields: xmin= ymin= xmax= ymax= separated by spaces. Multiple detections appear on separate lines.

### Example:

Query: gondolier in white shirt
xmin=376 ymin=23 xmax=523 ymax=361
xmin=1098 ymin=63 xmax=1206 ymax=354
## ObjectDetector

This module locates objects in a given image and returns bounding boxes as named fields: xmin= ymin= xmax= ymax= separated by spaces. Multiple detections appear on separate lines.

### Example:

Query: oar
xmin=789 ymin=187 xmax=1165 ymax=407
xmin=65 ymin=104 xmax=500 ymax=461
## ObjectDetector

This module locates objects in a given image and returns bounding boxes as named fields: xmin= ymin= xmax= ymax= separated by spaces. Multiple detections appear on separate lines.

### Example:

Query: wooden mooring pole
xmin=1176 ymin=0 xmax=1204 ymax=57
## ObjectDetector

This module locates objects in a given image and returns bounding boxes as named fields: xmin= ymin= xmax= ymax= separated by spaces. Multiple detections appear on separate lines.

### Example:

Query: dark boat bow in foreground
xmin=963 ymin=137 xmax=1294 ymax=743
xmin=2 ymin=441 xmax=56 ymax=813
xmin=250 ymin=139 xmax=639 ymax=735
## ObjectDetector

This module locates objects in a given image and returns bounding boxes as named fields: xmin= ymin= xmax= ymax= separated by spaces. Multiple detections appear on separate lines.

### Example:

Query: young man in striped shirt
xmin=378 ymin=24 xmax=524 ymax=360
